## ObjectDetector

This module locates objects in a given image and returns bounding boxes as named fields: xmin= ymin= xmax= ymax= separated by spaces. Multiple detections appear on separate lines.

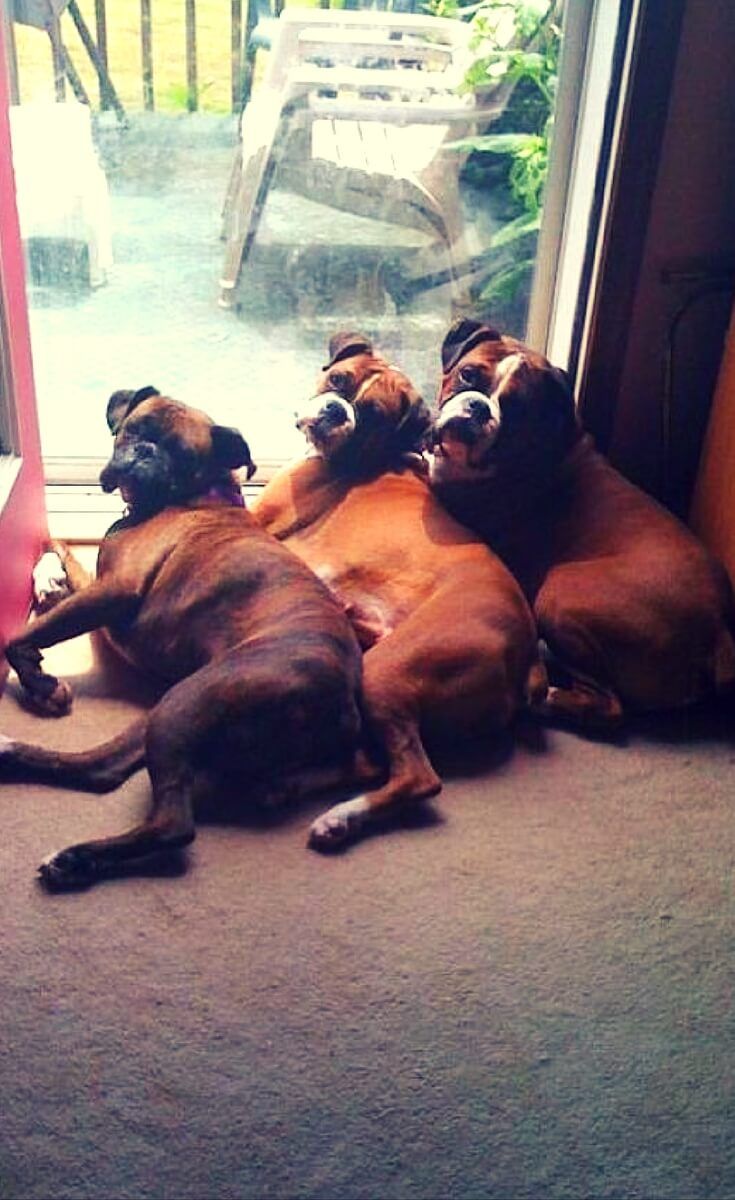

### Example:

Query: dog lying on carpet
xmin=251 ymin=331 xmax=546 ymax=848
xmin=1 ymin=388 xmax=373 ymax=888
xmin=430 ymin=317 xmax=735 ymax=729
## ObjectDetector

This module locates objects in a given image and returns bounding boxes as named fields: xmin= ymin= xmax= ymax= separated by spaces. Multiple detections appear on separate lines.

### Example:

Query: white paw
xmin=33 ymin=552 xmax=70 ymax=612
xmin=308 ymin=796 xmax=370 ymax=851
xmin=38 ymin=845 xmax=98 ymax=890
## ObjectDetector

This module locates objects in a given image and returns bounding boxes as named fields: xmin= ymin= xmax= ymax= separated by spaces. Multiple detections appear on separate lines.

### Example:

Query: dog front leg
xmin=6 ymin=581 xmax=139 ymax=716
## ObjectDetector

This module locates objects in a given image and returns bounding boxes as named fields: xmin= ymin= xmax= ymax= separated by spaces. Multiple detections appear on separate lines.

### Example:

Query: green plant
xmin=443 ymin=0 xmax=562 ymax=312
xmin=160 ymin=78 xmax=219 ymax=113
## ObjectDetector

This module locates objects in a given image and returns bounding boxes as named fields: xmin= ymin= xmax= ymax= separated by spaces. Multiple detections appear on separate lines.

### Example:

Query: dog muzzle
xmin=295 ymin=391 xmax=356 ymax=454
xmin=433 ymin=388 xmax=501 ymax=458
xmin=428 ymin=389 xmax=503 ymax=484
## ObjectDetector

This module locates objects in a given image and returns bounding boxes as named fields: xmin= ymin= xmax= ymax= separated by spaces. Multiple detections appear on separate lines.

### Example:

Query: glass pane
xmin=8 ymin=0 xmax=565 ymax=472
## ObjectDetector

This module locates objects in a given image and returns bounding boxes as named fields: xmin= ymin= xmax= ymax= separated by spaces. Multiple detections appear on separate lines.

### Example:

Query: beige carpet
xmin=1 ymin=609 xmax=733 ymax=1199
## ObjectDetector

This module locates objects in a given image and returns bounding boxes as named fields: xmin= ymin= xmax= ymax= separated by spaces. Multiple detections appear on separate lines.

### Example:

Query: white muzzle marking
xmin=436 ymin=388 xmax=502 ymax=435
xmin=295 ymin=391 xmax=356 ymax=452
xmin=493 ymin=352 xmax=525 ymax=394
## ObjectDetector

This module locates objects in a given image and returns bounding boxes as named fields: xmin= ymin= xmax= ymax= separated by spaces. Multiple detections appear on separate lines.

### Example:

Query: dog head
xmin=430 ymin=318 xmax=578 ymax=488
xmin=100 ymin=386 xmax=255 ymax=518
xmin=294 ymin=332 xmax=432 ymax=476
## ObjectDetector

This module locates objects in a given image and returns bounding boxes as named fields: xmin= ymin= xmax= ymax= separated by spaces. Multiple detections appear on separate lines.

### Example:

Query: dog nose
xmin=467 ymin=396 xmax=491 ymax=422
xmin=323 ymin=399 xmax=348 ymax=425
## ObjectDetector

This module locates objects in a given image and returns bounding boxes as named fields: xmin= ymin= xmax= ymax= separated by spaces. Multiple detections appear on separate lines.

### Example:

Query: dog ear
xmin=545 ymin=366 xmax=579 ymax=444
xmin=106 ymin=385 xmax=160 ymax=434
xmin=440 ymin=318 xmax=501 ymax=373
xmin=325 ymin=331 xmax=373 ymax=370
xmin=211 ymin=425 xmax=257 ymax=479
xmin=396 ymin=392 xmax=433 ymax=454
xmin=547 ymin=366 xmax=576 ymax=414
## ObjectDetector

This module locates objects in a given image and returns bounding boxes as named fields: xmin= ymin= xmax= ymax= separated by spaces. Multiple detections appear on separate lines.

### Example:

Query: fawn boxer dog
xmin=430 ymin=318 xmax=735 ymax=728
xmin=251 ymin=332 xmax=545 ymax=848
xmin=2 ymin=388 xmax=369 ymax=888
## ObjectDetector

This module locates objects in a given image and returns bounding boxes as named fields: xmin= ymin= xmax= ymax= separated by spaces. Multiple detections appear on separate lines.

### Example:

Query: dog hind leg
xmin=308 ymin=713 xmax=440 ymax=850
xmin=32 ymin=541 xmax=93 ymax=612
xmin=37 ymin=693 xmax=202 ymax=890
xmin=0 ymin=715 xmax=147 ymax=792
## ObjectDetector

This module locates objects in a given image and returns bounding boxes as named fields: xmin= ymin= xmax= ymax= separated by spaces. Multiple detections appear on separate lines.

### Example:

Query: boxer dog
xmin=2 ymin=388 xmax=370 ymax=888
xmin=430 ymin=317 xmax=735 ymax=728
xmin=251 ymin=332 xmax=545 ymax=849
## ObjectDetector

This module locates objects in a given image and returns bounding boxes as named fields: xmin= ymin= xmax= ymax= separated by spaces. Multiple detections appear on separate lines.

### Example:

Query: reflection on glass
xmin=8 ymin=0 xmax=561 ymax=468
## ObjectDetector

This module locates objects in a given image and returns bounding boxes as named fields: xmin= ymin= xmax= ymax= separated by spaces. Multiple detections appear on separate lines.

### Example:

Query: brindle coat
xmin=3 ymin=390 xmax=368 ymax=888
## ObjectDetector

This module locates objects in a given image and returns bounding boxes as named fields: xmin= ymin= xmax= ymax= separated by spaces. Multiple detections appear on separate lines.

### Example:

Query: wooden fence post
xmin=94 ymin=0 xmax=111 ymax=109
xmin=67 ymin=0 xmax=127 ymax=125
xmin=48 ymin=12 xmax=66 ymax=100
xmin=231 ymin=0 xmax=242 ymax=113
xmin=140 ymin=0 xmax=154 ymax=110
xmin=185 ymin=0 xmax=197 ymax=111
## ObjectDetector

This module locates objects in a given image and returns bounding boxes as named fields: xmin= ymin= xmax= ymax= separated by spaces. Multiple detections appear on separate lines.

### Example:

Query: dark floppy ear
xmin=211 ymin=425 xmax=256 ymax=479
xmin=546 ymin=366 xmax=579 ymax=441
xmin=440 ymin=318 xmax=501 ymax=373
xmin=106 ymin=385 xmax=160 ymax=434
xmin=548 ymin=366 xmax=576 ymax=413
xmin=397 ymin=392 xmax=433 ymax=453
xmin=325 ymin=331 xmax=373 ymax=370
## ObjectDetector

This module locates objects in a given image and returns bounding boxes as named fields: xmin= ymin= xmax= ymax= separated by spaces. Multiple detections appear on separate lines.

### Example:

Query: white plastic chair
xmin=9 ymin=100 xmax=113 ymax=288
xmin=220 ymin=9 xmax=502 ymax=311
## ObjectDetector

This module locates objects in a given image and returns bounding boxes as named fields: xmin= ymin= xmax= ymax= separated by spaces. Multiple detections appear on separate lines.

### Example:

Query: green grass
xmin=14 ymin=0 xmax=322 ymax=115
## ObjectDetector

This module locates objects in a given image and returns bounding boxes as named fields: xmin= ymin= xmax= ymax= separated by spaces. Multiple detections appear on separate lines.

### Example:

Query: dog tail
xmin=0 ymin=714 xmax=148 ymax=792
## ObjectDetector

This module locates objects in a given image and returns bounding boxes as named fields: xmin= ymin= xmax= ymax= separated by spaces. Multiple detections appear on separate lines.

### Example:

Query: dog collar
xmin=204 ymin=481 xmax=246 ymax=507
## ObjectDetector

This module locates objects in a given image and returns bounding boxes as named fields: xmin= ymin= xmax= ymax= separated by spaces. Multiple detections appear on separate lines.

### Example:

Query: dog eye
xmin=327 ymin=371 xmax=354 ymax=397
xmin=458 ymin=365 xmax=485 ymax=389
xmin=127 ymin=417 xmax=159 ymax=441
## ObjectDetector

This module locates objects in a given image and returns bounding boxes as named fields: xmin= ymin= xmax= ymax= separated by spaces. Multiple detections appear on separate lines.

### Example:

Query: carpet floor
xmin=0 ymin=621 xmax=733 ymax=1200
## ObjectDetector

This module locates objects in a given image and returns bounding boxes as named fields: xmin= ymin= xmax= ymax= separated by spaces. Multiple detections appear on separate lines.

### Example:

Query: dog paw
xmin=27 ymin=679 xmax=73 ymax=717
xmin=308 ymin=796 xmax=370 ymax=852
xmin=38 ymin=846 xmax=99 ymax=891
xmin=0 ymin=734 xmax=16 ymax=771
xmin=32 ymin=551 xmax=71 ymax=613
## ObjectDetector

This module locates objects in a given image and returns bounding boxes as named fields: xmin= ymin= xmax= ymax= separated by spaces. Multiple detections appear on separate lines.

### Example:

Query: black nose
xmin=468 ymin=397 xmax=491 ymax=422
xmin=323 ymin=399 xmax=347 ymax=425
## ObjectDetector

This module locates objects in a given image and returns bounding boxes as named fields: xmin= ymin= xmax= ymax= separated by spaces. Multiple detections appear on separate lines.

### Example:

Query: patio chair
xmin=239 ymin=0 xmax=424 ymax=105
xmin=219 ymin=8 xmax=503 ymax=314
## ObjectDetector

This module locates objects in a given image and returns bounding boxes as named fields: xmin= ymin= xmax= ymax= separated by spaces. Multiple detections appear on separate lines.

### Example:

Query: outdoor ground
xmin=0 ymin=588 xmax=733 ymax=1200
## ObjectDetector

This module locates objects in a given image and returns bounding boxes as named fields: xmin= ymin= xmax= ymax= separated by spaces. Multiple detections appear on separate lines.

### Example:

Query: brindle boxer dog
xmin=1 ymin=388 xmax=369 ymax=888
xmin=252 ymin=332 xmax=545 ymax=849
xmin=430 ymin=317 xmax=735 ymax=728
